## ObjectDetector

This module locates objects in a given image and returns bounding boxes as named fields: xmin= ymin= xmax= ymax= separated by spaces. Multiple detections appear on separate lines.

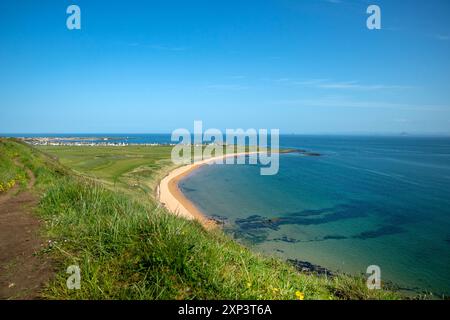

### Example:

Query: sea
xmin=5 ymin=133 xmax=450 ymax=295
xmin=179 ymin=135 xmax=450 ymax=296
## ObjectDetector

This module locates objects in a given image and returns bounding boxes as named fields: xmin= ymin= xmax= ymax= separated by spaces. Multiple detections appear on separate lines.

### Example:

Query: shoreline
xmin=157 ymin=152 xmax=260 ymax=229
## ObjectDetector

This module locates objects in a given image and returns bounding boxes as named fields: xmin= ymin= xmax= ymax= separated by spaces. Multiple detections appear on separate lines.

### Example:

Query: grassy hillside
xmin=0 ymin=139 xmax=65 ymax=192
xmin=1 ymin=139 xmax=400 ymax=299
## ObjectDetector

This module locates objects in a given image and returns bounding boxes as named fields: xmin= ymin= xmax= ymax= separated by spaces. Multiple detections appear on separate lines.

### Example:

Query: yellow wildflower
xmin=295 ymin=291 xmax=305 ymax=300
xmin=7 ymin=180 xmax=15 ymax=189
xmin=246 ymin=282 xmax=252 ymax=288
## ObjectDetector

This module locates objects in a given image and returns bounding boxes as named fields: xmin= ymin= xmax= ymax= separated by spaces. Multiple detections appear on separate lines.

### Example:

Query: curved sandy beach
xmin=157 ymin=152 xmax=259 ymax=228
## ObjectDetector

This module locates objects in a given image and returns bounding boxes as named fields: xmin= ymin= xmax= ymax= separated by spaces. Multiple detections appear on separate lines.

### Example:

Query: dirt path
xmin=0 ymin=162 xmax=53 ymax=299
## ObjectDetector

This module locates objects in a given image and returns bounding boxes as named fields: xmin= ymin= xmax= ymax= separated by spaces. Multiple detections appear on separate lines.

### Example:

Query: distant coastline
xmin=15 ymin=136 xmax=175 ymax=147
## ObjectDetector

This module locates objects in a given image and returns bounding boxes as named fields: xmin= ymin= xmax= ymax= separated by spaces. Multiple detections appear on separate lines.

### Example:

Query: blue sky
xmin=1 ymin=0 xmax=449 ymax=134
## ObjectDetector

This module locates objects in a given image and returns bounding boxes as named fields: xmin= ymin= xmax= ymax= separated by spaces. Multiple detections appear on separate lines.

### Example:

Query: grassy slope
xmin=0 ymin=142 xmax=30 ymax=192
xmin=1 ymin=140 xmax=400 ymax=299
xmin=0 ymin=139 xmax=66 ymax=192
xmin=38 ymin=145 xmax=175 ymax=202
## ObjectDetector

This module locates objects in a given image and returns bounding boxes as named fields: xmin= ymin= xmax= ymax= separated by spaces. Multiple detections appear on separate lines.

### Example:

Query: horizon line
xmin=2 ymin=132 xmax=450 ymax=137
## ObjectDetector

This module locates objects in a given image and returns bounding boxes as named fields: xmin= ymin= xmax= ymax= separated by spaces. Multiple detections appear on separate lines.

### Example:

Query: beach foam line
xmin=157 ymin=152 xmax=260 ymax=228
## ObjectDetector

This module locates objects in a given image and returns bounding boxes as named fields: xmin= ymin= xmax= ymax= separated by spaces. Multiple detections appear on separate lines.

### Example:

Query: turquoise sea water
xmin=180 ymin=136 xmax=450 ymax=295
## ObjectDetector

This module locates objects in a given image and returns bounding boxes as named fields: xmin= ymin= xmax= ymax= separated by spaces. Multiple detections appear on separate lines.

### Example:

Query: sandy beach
xmin=158 ymin=152 xmax=259 ymax=228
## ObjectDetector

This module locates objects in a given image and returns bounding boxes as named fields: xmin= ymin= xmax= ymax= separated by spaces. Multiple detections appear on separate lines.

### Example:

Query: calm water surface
xmin=180 ymin=136 xmax=450 ymax=295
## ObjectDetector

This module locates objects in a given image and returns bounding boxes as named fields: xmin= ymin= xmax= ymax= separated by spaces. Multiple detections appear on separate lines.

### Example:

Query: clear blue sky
xmin=1 ymin=0 xmax=449 ymax=134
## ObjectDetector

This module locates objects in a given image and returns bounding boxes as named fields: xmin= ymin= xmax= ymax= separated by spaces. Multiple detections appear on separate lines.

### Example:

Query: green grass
xmin=0 ymin=139 xmax=65 ymax=192
xmin=38 ymin=145 xmax=175 ymax=201
xmin=1 ymin=140 xmax=401 ymax=300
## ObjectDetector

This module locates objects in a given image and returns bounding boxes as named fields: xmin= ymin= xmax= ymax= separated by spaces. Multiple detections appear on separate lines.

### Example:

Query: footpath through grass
xmin=1 ymin=139 xmax=401 ymax=299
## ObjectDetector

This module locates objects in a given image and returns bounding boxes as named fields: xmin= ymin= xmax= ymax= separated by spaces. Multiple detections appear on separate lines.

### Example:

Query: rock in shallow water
xmin=287 ymin=259 xmax=334 ymax=277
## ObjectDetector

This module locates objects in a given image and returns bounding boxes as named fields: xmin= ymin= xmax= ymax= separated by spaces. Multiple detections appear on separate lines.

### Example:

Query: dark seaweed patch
xmin=231 ymin=201 xmax=410 ymax=245
xmin=272 ymin=236 xmax=300 ymax=243
xmin=323 ymin=235 xmax=348 ymax=240
xmin=383 ymin=208 xmax=424 ymax=225
xmin=271 ymin=226 xmax=403 ymax=244
xmin=209 ymin=214 xmax=228 ymax=226
xmin=287 ymin=259 xmax=334 ymax=277
xmin=284 ymin=208 xmax=332 ymax=218
xmin=180 ymin=186 xmax=196 ymax=193
xmin=235 ymin=215 xmax=280 ymax=231
xmin=352 ymin=225 xmax=404 ymax=240
xmin=231 ymin=229 xmax=270 ymax=245
xmin=235 ymin=201 xmax=370 ymax=232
